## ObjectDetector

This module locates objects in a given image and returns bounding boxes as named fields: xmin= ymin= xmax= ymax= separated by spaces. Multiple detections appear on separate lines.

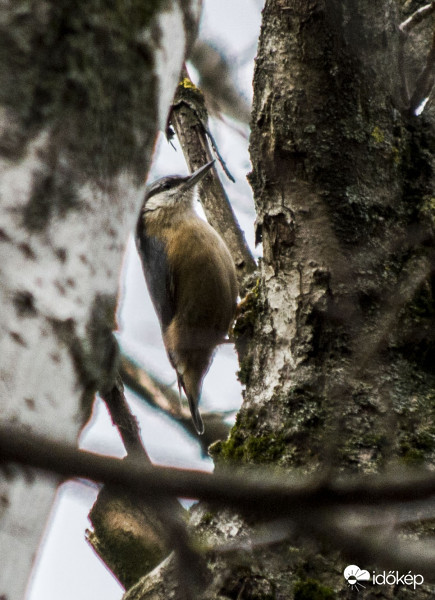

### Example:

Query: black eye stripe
xmin=145 ymin=176 xmax=184 ymax=201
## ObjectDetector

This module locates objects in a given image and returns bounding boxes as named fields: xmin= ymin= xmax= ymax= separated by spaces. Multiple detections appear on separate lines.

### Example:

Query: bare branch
xmin=119 ymin=353 xmax=231 ymax=452
xmin=399 ymin=2 xmax=435 ymax=35
xmin=398 ymin=2 xmax=435 ymax=113
xmin=169 ymin=74 xmax=257 ymax=287
xmin=4 ymin=426 xmax=435 ymax=515
xmin=101 ymin=375 xmax=150 ymax=462
xmin=311 ymin=516 xmax=435 ymax=582
xmin=208 ymin=519 xmax=295 ymax=554
xmin=96 ymin=378 xmax=206 ymax=596
xmin=3 ymin=427 xmax=435 ymax=583
xmin=120 ymin=355 xmax=189 ymax=421
xmin=352 ymin=254 xmax=431 ymax=374
xmin=209 ymin=509 xmax=435 ymax=580
xmin=409 ymin=26 xmax=435 ymax=114
xmin=190 ymin=40 xmax=252 ymax=125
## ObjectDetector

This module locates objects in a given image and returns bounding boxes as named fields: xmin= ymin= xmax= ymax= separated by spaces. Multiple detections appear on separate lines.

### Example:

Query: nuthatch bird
xmin=136 ymin=161 xmax=238 ymax=434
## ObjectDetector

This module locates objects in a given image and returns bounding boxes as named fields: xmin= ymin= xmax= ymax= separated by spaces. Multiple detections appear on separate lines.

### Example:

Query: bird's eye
xmin=162 ymin=179 xmax=181 ymax=191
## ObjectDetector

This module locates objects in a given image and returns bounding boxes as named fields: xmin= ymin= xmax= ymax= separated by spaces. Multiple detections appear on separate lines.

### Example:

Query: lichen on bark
xmin=0 ymin=0 xmax=165 ymax=178
xmin=202 ymin=0 xmax=435 ymax=598
xmin=0 ymin=2 xmax=197 ymax=597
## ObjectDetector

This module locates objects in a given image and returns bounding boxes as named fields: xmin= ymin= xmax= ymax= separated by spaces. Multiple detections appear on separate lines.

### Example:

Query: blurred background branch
xmin=2 ymin=426 xmax=435 ymax=582
xmin=119 ymin=353 xmax=232 ymax=453
xmin=90 ymin=377 xmax=205 ymax=596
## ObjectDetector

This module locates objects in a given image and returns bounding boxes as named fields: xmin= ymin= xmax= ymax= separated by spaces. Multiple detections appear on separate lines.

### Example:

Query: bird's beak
xmin=179 ymin=160 xmax=215 ymax=193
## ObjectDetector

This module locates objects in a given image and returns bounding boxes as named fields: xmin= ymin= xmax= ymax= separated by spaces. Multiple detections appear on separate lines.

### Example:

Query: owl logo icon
xmin=344 ymin=565 xmax=371 ymax=590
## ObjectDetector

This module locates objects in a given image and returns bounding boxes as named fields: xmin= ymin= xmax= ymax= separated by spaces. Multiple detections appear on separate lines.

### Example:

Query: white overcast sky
xmin=27 ymin=2 xmax=262 ymax=599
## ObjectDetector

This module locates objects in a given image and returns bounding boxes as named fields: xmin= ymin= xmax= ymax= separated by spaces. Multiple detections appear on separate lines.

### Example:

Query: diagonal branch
xmin=3 ymin=426 xmax=435 ymax=582
xmin=119 ymin=353 xmax=230 ymax=452
xmin=169 ymin=73 xmax=257 ymax=288
xmin=398 ymin=2 xmax=435 ymax=113
xmin=409 ymin=25 xmax=435 ymax=114
xmin=96 ymin=378 xmax=206 ymax=596
xmin=309 ymin=515 xmax=435 ymax=582
xmin=189 ymin=40 xmax=252 ymax=125
xmin=101 ymin=375 xmax=149 ymax=461
xmin=399 ymin=2 xmax=435 ymax=35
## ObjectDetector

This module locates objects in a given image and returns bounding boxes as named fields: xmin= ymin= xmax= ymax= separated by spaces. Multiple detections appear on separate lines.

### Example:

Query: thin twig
xmin=398 ymin=2 xmax=435 ymax=113
xmin=352 ymin=254 xmax=431 ymax=374
xmin=119 ymin=353 xmax=231 ymax=453
xmin=409 ymin=26 xmax=435 ymax=114
xmin=120 ymin=355 xmax=190 ymax=420
xmin=101 ymin=375 xmax=150 ymax=461
xmin=310 ymin=516 xmax=435 ymax=582
xmin=398 ymin=26 xmax=410 ymax=105
xmin=99 ymin=378 xmax=206 ymax=597
xmin=210 ymin=511 xmax=435 ymax=581
xmin=399 ymin=2 xmax=435 ymax=36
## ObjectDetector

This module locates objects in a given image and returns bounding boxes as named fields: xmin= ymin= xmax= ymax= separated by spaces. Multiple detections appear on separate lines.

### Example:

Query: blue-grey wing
xmin=135 ymin=223 xmax=175 ymax=333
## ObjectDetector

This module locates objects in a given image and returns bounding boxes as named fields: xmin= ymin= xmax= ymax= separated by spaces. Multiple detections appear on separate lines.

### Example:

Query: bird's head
xmin=143 ymin=160 xmax=214 ymax=213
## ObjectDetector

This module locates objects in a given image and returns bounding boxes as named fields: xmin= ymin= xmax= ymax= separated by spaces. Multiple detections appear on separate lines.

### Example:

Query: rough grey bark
xmin=238 ymin=0 xmax=435 ymax=476
xmin=125 ymin=0 xmax=435 ymax=599
xmin=0 ymin=2 xmax=201 ymax=598
xmin=213 ymin=0 xmax=435 ymax=597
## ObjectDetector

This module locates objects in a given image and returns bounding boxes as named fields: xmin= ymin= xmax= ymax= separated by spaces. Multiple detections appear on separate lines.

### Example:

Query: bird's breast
xmin=167 ymin=215 xmax=237 ymax=330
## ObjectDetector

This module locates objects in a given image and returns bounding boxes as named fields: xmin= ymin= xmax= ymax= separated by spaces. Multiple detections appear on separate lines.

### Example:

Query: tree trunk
xmin=126 ymin=0 xmax=435 ymax=598
xmin=0 ymin=2 xmax=201 ymax=598
xmin=213 ymin=0 xmax=435 ymax=596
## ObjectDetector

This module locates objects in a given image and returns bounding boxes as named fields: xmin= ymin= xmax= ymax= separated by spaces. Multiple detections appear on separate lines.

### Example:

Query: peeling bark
xmin=214 ymin=0 xmax=435 ymax=596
